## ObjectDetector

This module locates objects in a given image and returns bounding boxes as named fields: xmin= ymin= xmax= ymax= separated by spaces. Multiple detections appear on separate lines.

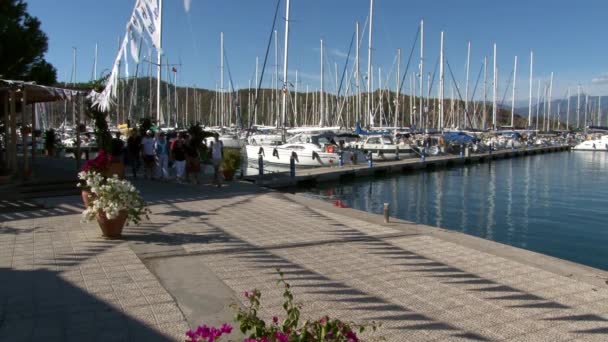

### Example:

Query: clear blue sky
xmin=27 ymin=0 xmax=608 ymax=101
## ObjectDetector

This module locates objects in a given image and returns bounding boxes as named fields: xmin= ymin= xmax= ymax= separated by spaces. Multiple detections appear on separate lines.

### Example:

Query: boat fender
xmin=258 ymin=147 xmax=265 ymax=157
xmin=312 ymin=151 xmax=319 ymax=161
xmin=272 ymin=148 xmax=279 ymax=158
xmin=291 ymin=151 xmax=299 ymax=163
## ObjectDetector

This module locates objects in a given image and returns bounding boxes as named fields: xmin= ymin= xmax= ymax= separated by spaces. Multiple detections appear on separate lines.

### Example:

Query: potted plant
xmin=78 ymin=150 xmax=113 ymax=206
xmin=221 ymin=148 xmax=241 ymax=181
xmin=79 ymin=171 xmax=150 ymax=238
xmin=44 ymin=129 xmax=57 ymax=156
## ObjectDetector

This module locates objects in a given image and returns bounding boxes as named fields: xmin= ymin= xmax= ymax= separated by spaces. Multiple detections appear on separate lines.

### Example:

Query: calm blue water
xmin=304 ymin=152 xmax=608 ymax=270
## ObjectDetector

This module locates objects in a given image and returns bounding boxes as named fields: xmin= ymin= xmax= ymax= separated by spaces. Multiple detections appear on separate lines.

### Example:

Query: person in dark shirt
xmin=126 ymin=132 xmax=141 ymax=179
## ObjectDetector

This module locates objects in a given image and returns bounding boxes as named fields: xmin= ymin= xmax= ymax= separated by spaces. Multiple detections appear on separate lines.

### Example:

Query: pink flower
xmin=274 ymin=332 xmax=288 ymax=342
xmin=272 ymin=316 xmax=279 ymax=324
xmin=345 ymin=330 xmax=359 ymax=342
xmin=244 ymin=291 xmax=249 ymax=298
xmin=185 ymin=329 xmax=198 ymax=341
xmin=220 ymin=323 xmax=232 ymax=334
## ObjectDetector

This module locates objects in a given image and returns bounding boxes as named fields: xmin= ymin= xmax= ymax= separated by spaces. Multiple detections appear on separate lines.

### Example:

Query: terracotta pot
xmin=104 ymin=161 xmax=125 ymax=179
xmin=223 ymin=168 xmax=235 ymax=181
xmin=96 ymin=210 xmax=128 ymax=238
xmin=81 ymin=189 xmax=95 ymax=207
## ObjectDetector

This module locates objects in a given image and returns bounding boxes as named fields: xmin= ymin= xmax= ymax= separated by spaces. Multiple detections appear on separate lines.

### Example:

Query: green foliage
xmin=0 ymin=0 xmax=57 ymax=85
xmin=228 ymin=269 xmax=383 ymax=341
xmin=221 ymin=148 xmax=241 ymax=171
xmin=86 ymin=103 xmax=112 ymax=152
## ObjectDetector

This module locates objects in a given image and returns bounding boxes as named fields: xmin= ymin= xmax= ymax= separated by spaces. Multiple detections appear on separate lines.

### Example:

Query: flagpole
xmin=156 ymin=0 xmax=163 ymax=126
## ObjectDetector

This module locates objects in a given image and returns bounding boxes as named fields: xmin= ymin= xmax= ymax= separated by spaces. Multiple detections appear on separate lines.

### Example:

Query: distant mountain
xmin=515 ymin=95 xmax=608 ymax=121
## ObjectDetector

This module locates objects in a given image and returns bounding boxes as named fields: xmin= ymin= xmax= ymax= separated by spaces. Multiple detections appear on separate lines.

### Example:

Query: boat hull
xmin=246 ymin=145 xmax=361 ymax=167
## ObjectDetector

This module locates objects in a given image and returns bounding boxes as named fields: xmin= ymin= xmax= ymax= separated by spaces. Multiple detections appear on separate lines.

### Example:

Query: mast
xmin=93 ymin=43 xmax=98 ymax=81
xmin=492 ymin=43 xmax=497 ymax=130
xmin=528 ymin=50 xmax=533 ymax=127
xmin=367 ymin=0 xmax=374 ymax=127
xmin=598 ymin=96 xmax=601 ymax=126
xmin=255 ymin=56 xmax=259 ymax=125
xmin=511 ymin=55 xmax=517 ymax=127
xmin=281 ymin=0 xmax=290 ymax=135
xmin=577 ymin=84 xmax=581 ymax=128
xmin=535 ymin=80 xmax=540 ymax=130
xmin=319 ymin=39 xmax=324 ymax=126
xmin=566 ymin=87 xmax=570 ymax=130
xmin=483 ymin=56 xmax=487 ymax=129
xmin=465 ymin=41 xmax=470 ymax=128
xmin=274 ymin=29 xmax=278 ymax=126
xmin=395 ymin=48 xmax=401 ymax=128
xmin=547 ymin=72 xmax=553 ymax=131
xmin=356 ymin=21 xmax=360 ymax=124
xmin=438 ymin=31 xmax=444 ymax=131
xmin=295 ymin=69 xmax=299 ymax=127
xmin=220 ymin=32 xmax=224 ymax=127
xmin=156 ymin=0 xmax=163 ymax=125
xmin=419 ymin=19 xmax=424 ymax=128
xmin=185 ymin=86 xmax=189 ymax=125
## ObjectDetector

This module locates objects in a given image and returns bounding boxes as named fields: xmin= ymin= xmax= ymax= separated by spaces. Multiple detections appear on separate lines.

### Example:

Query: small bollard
xmin=289 ymin=153 xmax=296 ymax=178
xmin=258 ymin=154 xmax=264 ymax=179
xmin=421 ymin=147 xmax=426 ymax=162
xmin=383 ymin=203 xmax=390 ymax=223
xmin=395 ymin=148 xmax=400 ymax=161
xmin=367 ymin=151 xmax=373 ymax=167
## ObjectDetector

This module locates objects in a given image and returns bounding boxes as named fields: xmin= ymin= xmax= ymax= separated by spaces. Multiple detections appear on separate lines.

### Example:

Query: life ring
xmin=325 ymin=145 xmax=336 ymax=153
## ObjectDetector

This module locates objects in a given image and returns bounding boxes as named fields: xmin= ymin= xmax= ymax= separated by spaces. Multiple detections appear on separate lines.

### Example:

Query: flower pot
xmin=223 ymin=168 xmax=235 ymax=181
xmin=96 ymin=210 xmax=128 ymax=238
xmin=104 ymin=161 xmax=125 ymax=179
xmin=81 ymin=189 xmax=95 ymax=207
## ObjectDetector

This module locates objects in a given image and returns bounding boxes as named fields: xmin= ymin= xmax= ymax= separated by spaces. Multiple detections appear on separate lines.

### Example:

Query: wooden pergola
xmin=0 ymin=79 xmax=88 ymax=179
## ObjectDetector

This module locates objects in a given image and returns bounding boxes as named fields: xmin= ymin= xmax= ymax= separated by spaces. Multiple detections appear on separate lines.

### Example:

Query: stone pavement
xmin=0 ymin=197 xmax=189 ymax=341
xmin=2 ymin=180 xmax=608 ymax=341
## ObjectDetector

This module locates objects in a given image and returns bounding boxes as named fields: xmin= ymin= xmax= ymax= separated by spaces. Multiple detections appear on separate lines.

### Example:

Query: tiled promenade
xmin=2 ymin=181 xmax=608 ymax=341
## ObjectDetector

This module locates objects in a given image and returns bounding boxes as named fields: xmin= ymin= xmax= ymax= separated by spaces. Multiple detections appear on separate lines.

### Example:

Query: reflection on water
xmin=304 ymin=152 xmax=608 ymax=270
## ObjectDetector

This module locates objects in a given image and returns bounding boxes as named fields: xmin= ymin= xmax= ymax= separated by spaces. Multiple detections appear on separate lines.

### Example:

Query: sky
xmin=26 ymin=0 xmax=608 ymax=102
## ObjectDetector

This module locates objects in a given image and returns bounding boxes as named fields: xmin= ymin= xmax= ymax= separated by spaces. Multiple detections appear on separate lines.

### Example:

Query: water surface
xmin=304 ymin=152 xmax=608 ymax=270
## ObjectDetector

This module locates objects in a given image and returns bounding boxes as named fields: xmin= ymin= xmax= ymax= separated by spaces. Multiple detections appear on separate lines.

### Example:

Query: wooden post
xmin=72 ymin=95 xmax=82 ymax=172
xmin=9 ymin=90 xmax=17 ymax=174
xmin=31 ymin=99 xmax=36 ymax=171
xmin=2 ymin=93 xmax=8 ymax=168
xmin=75 ymin=95 xmax=81 ymax=170
xmin=22 ymin=87 xmax=29 ymax=178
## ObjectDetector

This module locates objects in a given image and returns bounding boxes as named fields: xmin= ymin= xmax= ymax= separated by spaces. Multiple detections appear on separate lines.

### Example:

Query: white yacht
xmin=573 ymin=135 xmax=608 ymax=151
xmin=246 ymin=132 xmax=362 ymax=167
xmin=353 ymin=135 xmax=415 ymax=160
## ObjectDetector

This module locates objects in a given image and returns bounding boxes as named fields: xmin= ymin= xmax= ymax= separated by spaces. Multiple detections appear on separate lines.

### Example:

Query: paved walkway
xmin=2 ymin=180 xmax=608 ymax=341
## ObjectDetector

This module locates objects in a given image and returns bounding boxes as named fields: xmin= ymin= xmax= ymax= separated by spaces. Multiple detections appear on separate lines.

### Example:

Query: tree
xmin=0 ymin=0 xmax=57 ymax=85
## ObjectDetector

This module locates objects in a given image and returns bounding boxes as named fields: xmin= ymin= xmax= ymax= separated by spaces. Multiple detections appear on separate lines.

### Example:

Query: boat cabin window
xmin=382 ymin=136 xmax=394 ymax=144
xmin=285 ymin=145 xmax=305 ymax=150
xmin=366 ymin=137 xmax=381 ymax=144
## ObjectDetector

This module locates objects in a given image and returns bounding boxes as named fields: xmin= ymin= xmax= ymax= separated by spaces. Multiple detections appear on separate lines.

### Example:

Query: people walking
xmin=154 ymin=132 xmax=170 ymax=181
xmin=126 ymin=131 xmax=141 ymax=179
xmin=141 ymin=130 xmax=156 ymax=179
xmin=209 ymin=136 xmax=223 ymax=187
xmin=171 ymin=133 xmax=187 ymax=183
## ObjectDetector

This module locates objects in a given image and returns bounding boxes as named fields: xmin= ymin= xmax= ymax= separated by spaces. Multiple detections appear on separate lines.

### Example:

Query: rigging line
xmin=248 ymin=0 xmax=282 ymax=133
xmin=469 ymin=62 xmax=484 ymax=124
xmin=500 ymin=67 xmax=513 ymax=108
xmin=446 ymin=60 xmax=473 ymax=129
xmin=223 ymin=48 xmax=243 ymax=129
xmin=398 ymin=23 xmax=421 ymax=95
xmin=336 ymin=31 xmax=356 ymax=98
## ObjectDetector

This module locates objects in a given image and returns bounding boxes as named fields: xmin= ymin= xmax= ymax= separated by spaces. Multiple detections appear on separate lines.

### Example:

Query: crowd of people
xmin=122 ymin=130 xmax=223 ymax=186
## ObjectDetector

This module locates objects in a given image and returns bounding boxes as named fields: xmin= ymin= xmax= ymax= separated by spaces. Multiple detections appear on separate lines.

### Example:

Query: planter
xmin=96 ymin=210 xmax=128 ymax=238
xmin=81 ymin=189 xmax=95 ymax=207
xmin=223 ymin=168 xmax=235 ymax=181
xmin=104 ymin=161 xmax=125 ymax=179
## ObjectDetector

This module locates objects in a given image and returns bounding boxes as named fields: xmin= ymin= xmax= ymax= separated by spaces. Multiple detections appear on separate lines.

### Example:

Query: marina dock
xmin=245 ymin=144 xmax=572 ymax=188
